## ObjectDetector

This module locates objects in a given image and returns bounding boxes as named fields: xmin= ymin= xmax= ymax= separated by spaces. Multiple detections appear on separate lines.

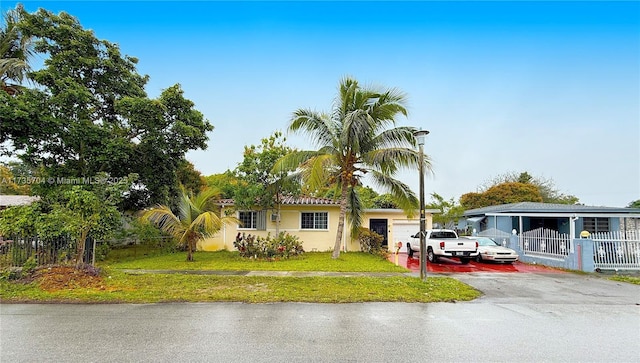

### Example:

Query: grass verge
xmin=608 ymin=275 xmax=640 ymax=285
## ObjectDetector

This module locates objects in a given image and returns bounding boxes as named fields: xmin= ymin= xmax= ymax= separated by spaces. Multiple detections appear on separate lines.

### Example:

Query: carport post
xmin=414 ymin=129 xmax=430 ymax=281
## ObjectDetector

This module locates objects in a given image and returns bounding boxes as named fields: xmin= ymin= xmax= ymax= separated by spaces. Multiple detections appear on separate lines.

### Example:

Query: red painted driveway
xmin=389 ymin=253 xmax=565 ymax=273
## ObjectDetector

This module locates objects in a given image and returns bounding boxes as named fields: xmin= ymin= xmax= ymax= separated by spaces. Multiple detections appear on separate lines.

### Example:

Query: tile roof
xmin=464 ymin=202 xmax=640 ymax=216
xmin=215 ymin=196 xmax=340 ymax=206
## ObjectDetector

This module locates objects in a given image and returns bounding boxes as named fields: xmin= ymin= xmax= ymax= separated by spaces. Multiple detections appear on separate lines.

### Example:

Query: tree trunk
xmin=275 ymin=204 xmax=281 ymax=236
xmin=332 ymin=184 xmax=349 ymax=259
xmin=186 ymin=235 xmax=194 ymax=261
xmin=75 ymin=229 xmax=89 ymax=268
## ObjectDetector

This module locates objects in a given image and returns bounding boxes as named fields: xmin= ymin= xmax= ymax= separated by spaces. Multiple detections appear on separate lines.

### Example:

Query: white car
xmin=466 ymin=237 xmax=519 ymax=263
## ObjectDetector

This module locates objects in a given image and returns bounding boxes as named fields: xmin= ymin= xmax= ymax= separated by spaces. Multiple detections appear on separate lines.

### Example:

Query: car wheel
xmin=427 ymin=247 xmax=438 ymax=263
xmin=406 ymin=243 xmax=413 ymax=258
xmin=475 ymin=254 xmax=483 ymax=263
xmin=460 ymin=258 xmax=470 ymax=265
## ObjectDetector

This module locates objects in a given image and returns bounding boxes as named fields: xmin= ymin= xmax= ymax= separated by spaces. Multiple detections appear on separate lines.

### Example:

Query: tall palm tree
xmin=140 ymin=188 xmax=237 ymax=261
xmin=0 ymin=5 xmax=33 ymax=95
xmin=278 ymin=77 xmax=430 ymax=259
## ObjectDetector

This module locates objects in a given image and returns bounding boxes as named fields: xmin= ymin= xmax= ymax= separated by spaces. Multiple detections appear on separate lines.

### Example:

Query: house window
xmin=238 ymin=211 xmax=257 ymax=229
xmin=301 ymin=212 xmax=328 ymax=230
xmin=583 ymin=217 xmax=610 ymax=233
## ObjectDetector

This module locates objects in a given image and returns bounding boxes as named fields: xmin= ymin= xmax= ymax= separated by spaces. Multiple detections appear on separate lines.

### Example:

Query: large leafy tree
xmin=461 ymin=182 xmax=543 ymax=210
xmin=234 ymin=131 xmax=300 ymax=234
xmin=0 ymin=163 xmax=30 ymax=194
xmin=204 ymin=171 xmax=239 ymax=199
xmin=426 ymin=193 xmax=465 ymax=229
xmin=479 ymin=171 xmax=579 ymax=205
xmin=0 ymin=6 xmax=213 ymax=207
xmin=278 ymin=77 xmax=426 ymax=259
xmin=176 ymin=160 xmax=207 ymax=196
xmin=141 ymin=188 xmax=236 ymax=261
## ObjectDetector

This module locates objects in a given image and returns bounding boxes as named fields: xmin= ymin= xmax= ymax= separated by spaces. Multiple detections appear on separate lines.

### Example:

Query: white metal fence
xmin=519 ymin=228 xmax=571 ymax=259
xmin=591 ymin=230 xmax=640 ymax=271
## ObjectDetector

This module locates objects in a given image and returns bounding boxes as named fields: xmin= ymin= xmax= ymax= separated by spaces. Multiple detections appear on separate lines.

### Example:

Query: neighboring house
xmin=0 ymin=195 xmax=40 ymax=210
xmin=464 ymin=202 xmax=640 ymax=272
xmin=464 ymin=202 xmax=640 ymax=238
xmin=198 ymin=196 xmax=438 ymax=253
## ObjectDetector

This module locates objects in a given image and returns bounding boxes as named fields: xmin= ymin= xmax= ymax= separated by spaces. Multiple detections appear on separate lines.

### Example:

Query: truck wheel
xmin=427 ymin=247 xmax=438 ymax=263
xmin=460 ymin=258 xmax=470 ymax=265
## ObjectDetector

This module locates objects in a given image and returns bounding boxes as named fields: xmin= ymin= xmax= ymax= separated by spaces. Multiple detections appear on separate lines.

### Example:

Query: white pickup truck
xmin=406 ymin=229 xmax=479 ymax=264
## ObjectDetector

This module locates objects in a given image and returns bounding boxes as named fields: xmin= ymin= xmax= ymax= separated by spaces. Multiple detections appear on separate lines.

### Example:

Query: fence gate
xmin=519 ymin=228 xmax=571 ymax=259
xmin=591 ymin=230 xmax=640 ymax=271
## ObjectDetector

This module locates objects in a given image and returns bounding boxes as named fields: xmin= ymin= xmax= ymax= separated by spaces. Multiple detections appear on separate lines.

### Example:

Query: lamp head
xmin=413 ymin=129 xmax=430 ymax=146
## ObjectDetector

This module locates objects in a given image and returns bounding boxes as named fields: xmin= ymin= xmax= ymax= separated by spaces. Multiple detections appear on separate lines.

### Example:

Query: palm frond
xmin=289 ymin=109 xmax=335 ymax=148
xmin=140 ymin=206 xmax=186 ymax=240
xmin=190 ymin=211 xmax=223 ymax=239
xmin=369 ymin=171 xmax=419 ymax=215
xmin=272 ymin=150 xmax=318 ymax=173
xmin=370 ymin=126 xmax=417 ymax=149
xmin=301 ymin=154 xmax=337 ymax=192
xmin=365 ymin=147 xmax=431 ymax=175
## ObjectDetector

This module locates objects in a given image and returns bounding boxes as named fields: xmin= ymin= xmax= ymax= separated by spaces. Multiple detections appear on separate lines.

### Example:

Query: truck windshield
xmin=430 ymin=232 xmax=457 ymax=239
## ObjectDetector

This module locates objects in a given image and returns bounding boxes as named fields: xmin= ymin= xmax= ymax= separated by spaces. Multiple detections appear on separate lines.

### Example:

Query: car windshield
xmin=476 ymin=238 xmax=500 ymax=246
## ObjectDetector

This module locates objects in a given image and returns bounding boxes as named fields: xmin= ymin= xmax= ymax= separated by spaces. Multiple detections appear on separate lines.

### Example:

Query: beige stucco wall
xmin=353 ymin=209 xmax=434 ymax=251
xmin=197 ymin=205 xmax=434 ymax=253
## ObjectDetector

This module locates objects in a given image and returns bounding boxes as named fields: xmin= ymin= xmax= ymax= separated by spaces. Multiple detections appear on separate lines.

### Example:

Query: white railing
xmin=519 ymin=228 xmax=571 ymax=259
xmin=591 ymin=230 xmax=640 ymax=270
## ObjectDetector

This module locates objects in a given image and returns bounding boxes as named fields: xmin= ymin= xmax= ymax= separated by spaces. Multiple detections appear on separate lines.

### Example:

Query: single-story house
xmin=198 ymin=196 xmax=438 ymax=253
xmin=464 ymin=202 xmax=640 ymax=238
xmin=0 ymin=195 xmax=40 ymax=210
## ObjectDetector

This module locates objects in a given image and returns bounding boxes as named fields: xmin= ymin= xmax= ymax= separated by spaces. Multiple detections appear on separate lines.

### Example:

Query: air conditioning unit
xmin=270 ymin=213 xmax=280 ymax=222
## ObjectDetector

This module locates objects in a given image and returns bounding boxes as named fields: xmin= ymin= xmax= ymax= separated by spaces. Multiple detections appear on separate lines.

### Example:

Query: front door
xmin=369 ymin=219 xmax=388 ymax=248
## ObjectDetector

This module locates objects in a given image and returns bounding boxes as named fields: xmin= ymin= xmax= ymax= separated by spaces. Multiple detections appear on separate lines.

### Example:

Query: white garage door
xmin=391 ymin=220 xmax=420 ymax=253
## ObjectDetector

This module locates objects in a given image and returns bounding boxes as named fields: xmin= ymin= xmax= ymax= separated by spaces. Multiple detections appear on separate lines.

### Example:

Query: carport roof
xmin=464 ymin=202 xmax=640 ymax=217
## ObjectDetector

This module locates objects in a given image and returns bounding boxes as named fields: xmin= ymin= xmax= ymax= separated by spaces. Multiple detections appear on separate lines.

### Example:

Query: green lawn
xmin=103 ymin=250 xmax=409 ymax=272
xmin=0 ymin=248 xmax=482 ymax=303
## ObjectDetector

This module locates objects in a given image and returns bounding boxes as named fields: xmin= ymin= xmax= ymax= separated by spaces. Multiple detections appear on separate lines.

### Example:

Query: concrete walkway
xmin=119 ymin=269 xmax=415 ymax=277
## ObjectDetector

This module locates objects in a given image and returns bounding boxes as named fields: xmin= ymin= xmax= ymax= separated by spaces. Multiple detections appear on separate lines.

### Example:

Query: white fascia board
xmin=485 ymin=212 xmax=640 ymax=218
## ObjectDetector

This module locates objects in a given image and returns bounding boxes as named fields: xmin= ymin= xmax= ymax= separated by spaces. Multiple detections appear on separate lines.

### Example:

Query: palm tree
xmin=140 ymin=188 xmax=237 ymax=261
xmin=0 ymin=5 xmax=33 ymax=95
xmin=278 ymin=76 xmax=430 ymax=259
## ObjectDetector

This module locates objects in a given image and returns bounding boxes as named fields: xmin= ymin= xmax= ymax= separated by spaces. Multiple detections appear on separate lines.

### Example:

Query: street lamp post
xmin=414 ymin=129 xmax=429 ymax=281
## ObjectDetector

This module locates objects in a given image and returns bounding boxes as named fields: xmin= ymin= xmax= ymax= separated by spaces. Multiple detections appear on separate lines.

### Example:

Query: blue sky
xmin=3 ymin=1 xmax=639 ymax=207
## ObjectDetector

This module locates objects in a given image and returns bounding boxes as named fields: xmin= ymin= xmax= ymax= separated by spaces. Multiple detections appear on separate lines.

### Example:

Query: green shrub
xmin=234 ymin=232 xmax=304 ymax=260
xmin=0 ymin=267 xmax=23 ymax=281
xmin=94 ymin=241 xmax=111 ymax=262
xmin=22 ymin=256 xmax=37 ymax=274
xmin=358 ymin=228 xmax=388 ymax=259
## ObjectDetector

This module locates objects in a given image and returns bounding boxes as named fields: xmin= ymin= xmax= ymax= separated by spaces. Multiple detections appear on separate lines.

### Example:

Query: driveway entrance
xmin=389 ymin=252 xmax=564 ymax=273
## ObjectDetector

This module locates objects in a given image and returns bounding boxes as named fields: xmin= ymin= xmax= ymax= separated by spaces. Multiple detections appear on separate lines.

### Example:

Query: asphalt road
xmin=1 ymin=273 xmax=638 ymax=363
